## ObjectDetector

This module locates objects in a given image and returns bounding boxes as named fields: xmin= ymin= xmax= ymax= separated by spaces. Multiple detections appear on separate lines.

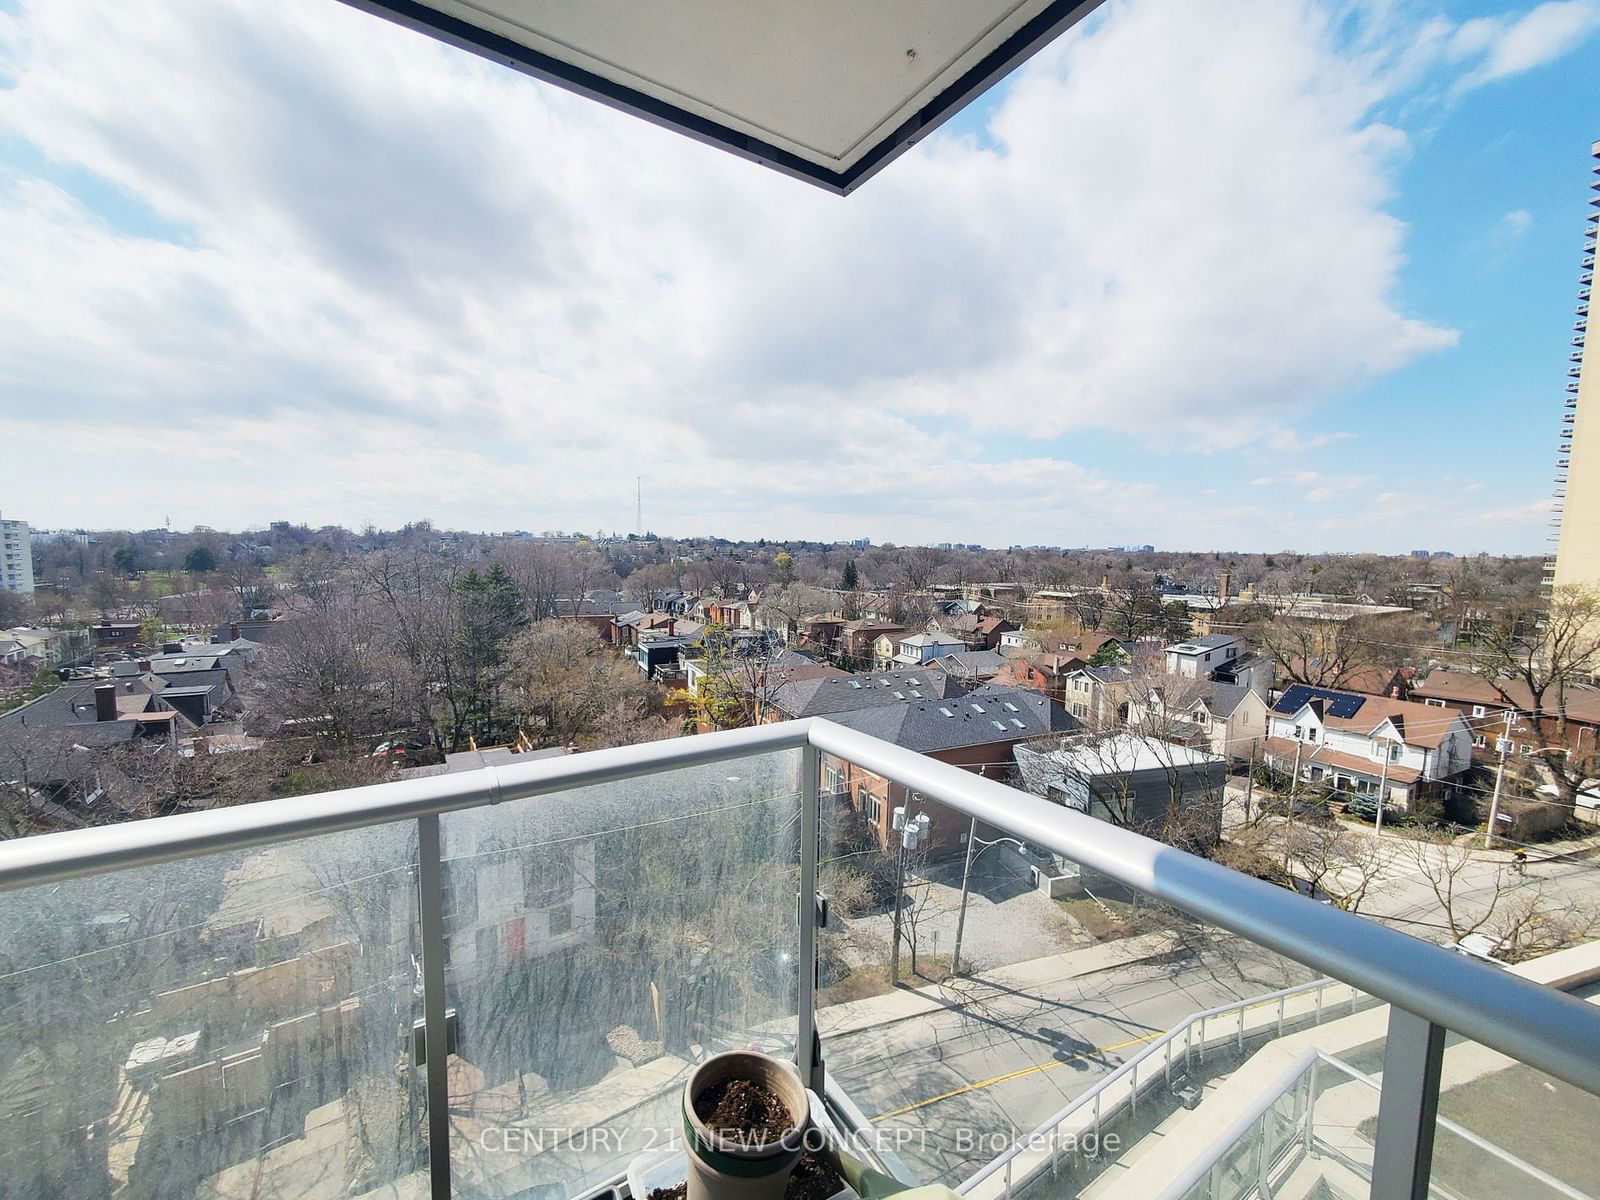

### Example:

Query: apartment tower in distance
xmin=1549 ymin=141 xmax=1600 ymax=591
xmin=0 ymin=514 xmax=33 ymax=594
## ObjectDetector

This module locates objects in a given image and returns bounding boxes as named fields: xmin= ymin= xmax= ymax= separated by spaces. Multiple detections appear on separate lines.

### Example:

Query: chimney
xmin=137 ymin=660 xmax=152 ymax=673
xmin=1219 ymin=570 xmax=1231 ymax=605
xmin=229 ymin=622 xmax=240 ymax=642
xmin=94 ymin=683 xmax=117 ymax=722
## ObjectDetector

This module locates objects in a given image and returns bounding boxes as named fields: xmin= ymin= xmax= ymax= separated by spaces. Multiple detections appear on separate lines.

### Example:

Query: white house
xmin=1261 ymin=685 xmax=1473 ymax=810
xmin=891 ymin=631 xmax=967 ymax=666
xmin=1163 ymin=634 xmax=1243 ymax=679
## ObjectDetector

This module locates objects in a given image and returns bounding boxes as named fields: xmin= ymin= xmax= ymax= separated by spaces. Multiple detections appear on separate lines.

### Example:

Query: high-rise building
xmin=0 ymin=515 xmax=34 ymax=594
xmin=1549 ymin=140 xmax=1600 ymax=592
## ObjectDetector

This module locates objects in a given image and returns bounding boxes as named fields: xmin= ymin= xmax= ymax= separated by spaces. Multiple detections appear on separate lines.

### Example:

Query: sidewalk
xmin=817 ymin=932 xmax=1183 ymax=1040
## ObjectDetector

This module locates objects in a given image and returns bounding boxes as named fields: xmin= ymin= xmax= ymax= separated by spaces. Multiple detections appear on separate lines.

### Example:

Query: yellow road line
xmin=870 ymin=1028 xmax=1167 ymax=1121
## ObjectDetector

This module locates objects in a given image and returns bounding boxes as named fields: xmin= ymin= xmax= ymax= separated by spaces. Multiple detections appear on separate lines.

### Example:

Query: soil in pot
xmin=692 ymin=1078 xmax=793 ymax=1144
xmin=648 ymin=1150 xmax=845 ymax=1200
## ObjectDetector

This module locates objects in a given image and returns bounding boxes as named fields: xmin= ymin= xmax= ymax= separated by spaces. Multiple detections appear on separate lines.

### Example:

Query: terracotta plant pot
xmin=682 ymin=1051 xmax=810 ymax=1200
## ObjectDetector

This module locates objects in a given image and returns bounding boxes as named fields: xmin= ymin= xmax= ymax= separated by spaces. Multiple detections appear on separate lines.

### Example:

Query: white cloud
xmin=1502 ymin=208 xmax=1535 ymax=237
xmin=1450 ymin=0 xmax=1600 ymax=91
xmin=0 ymin=0 xmax=1568 ymax=551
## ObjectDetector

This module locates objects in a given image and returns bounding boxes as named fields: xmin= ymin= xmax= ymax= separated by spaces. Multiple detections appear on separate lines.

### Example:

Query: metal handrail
xmin=805 ymin=719 xmax=1600 ymax=1099
xmin=0 ymin=718 xmax=816 ymax=890
xmin=2 ymin=716 xmax=1600 ymax=1191
xmin=956 ymin=978 xmax=1363 ymax=1193
xmin=1154 ymin=1050 xmax=1594 ymax=1200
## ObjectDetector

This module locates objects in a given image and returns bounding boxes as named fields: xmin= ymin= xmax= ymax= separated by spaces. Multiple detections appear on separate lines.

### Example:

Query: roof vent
xmin=971 ymin=703 xmax=986 ymax=714
xmin=938 ymin=707 xmax=955 ymax=717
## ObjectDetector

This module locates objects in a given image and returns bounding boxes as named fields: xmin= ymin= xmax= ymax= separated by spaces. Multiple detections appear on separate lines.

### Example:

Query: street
xmin=823 ymin=938 xmax=1310 ymax=1181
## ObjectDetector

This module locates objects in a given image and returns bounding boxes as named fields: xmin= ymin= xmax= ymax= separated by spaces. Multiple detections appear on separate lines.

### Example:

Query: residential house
xmin=626 ymin=635 xmax=696 ymax=681
xmin=1015 ymin=733 xmax=1228 ymax=851
xmin=91 ymin=622 xmax=143 ymax=647
xmin=1126 ymin=679 xmax=1269 ymax=761
xmin=927 ymin=613 xmax=1015 ymax=650
xmin=1261 ymin=684 xmax=1474 ymax=811
xmin=0 ymin=679 xmax=186 ymax=829
xmin=704 ymin=598 xmax=754 ymax=630
xmin=819 ymin=684 xmax=1075 ymax=854
xmin=1060 ymin=665 xmax=1134 ymax=726
xmin=797 ymin=614 xmax=847 ymax=658
xmin=925 ymin=649 xmax=1008 ymax=684
xmin=1163 ymin=634 xmax=1244 ymax=679
xmin=891 ymin=631 xmax=967 ymax=666
xmin=0 ymin=625 xmax=93 ymax=668
xmin=1001 ymin=628 xmax=1131 ymax=665
xmin=1410 ymin=669 xmax=1600 ymax=769
xmin=991 ymin=653 xmax=1087 ymax=704
xmin=838 ymin=619 xmax=904 ymax=664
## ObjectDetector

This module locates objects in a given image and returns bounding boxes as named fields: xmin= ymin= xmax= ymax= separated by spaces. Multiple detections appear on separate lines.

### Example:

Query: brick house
xmin=817 ymin=684 xmax=1076 ymax=854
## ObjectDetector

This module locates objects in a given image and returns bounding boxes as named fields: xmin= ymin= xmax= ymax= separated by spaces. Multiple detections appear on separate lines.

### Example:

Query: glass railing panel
xmin=810 ymin=775 xmax=1321 ymax=1188
xmin=437 ymin=748 xmax=804 ymax=1199
xmin=0 ymin=822 xmax=424 ymax=1199
xmin=1424 ymin=1030 xmax=1598 ymax=1199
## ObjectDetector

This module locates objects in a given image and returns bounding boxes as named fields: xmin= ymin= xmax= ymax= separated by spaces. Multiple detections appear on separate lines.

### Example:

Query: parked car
xmin=1344 ymin=793 xmax=1403 ymax=824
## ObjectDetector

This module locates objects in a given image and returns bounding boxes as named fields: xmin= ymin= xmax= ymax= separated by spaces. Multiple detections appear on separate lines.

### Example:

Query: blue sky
xmin=1 ymin=0 xmax=1598 ymax=553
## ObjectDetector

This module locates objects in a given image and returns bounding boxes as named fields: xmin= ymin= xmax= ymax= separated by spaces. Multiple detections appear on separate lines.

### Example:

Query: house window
xmin=1423 ymin=698 xmax=1445 ymax=708
xmin=440 ymin=865 xmax=478 ymax=926
xmin=1473 ymin=735 xmax=1486 ymax=749
xmin=524 ymin=849 xmax=574 ymax=909
xmin=824 ymin=764 xmax=842 ymax=795
xmin=858 ymin=785 xmax=881 ymax=824
xmin=548 ymin=905 xmax=573 ymax=937
xmin=1471 ymin=705 xmax=1487 ymax=718
xmin=476 ymin=923 xmax=502 ymax=963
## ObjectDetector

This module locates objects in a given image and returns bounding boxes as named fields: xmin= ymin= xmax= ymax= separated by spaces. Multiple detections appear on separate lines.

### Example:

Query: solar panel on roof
xmin=1273 ymin=684 xmax=1366 ymax=719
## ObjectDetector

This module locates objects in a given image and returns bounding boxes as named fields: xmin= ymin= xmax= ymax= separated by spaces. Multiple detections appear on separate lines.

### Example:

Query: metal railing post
xmin=1278 ymin=994 xmax=1286 ymax=1037
xmin=1255 ymin=1108 xmax=1271 ymax=1196
xmin=416 ymin=814 xmax=453 ymax=1200
xmin=798 ymin=744 xmax=822 ymax=1091
xmin=1303 ymin=1057 xmax=1318 ymax=1157
xmin=1315 ymin=982 xmax=1324 ymax=1025
xmin=1370 ymin=1007 xmax=1445 ymax=1200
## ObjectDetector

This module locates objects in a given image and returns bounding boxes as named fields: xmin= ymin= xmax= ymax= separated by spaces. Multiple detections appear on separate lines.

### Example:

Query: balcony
xmin=1 ymin=720 xmax=1598 ymax=1200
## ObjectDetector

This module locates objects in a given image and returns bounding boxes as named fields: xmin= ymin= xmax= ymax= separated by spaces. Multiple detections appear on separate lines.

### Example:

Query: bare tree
xmin=500 ymin=619 xmax=660 ymax=747
xmin=1250 ymin=601 xmax=1430 ymax=689
xmin=501 ymin=542 xmax=569 ymax=620
xmin=1468 ymin=584 xmax=1600 ymax=813
xmin=900 ymin=547 xmax=946 ymax=593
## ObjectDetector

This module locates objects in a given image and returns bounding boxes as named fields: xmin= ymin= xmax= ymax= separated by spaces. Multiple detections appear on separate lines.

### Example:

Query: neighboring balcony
xmin=0 ymin=720 xmax=1597 ymax=1200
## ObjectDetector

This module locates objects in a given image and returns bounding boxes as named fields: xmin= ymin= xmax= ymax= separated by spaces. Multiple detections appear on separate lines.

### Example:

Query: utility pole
xmin=1244 ymin=741 xmax=1257 ymax=825
xmin=1374 ymin=741 xmax=1391 ymax=837
xmin=952 ymin=821 xmax=1028 ymax=976
xmin=1484 ymin=710 xmax=1515 ymax=849
xmin=952 ymin=816 xmax=978 ymax=976
xmin=1285 ymin=739 xmax=1304 ymax=875
xmin=635 ymin=476 xmax=643 ymax=537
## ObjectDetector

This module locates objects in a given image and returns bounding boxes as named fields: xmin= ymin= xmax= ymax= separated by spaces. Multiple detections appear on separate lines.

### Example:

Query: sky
xmin=1 ymin=0 xmax=1598 ymax=554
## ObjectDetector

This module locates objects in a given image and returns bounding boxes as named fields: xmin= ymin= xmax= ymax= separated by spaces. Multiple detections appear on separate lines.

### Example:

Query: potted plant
xmin=682 ymin=1050 xmax=809 ymax=1200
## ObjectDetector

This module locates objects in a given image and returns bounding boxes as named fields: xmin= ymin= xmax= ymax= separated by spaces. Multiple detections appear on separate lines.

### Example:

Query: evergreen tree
xmin=183 ymin=544 xmax=218 ymax=574
xmin=840 ymin=560 xmax=859 ymax=591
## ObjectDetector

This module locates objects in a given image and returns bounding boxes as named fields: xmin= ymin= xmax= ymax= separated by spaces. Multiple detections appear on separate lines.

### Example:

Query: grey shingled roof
xmin=1203 ymin=682 xmax=1255 ymax=719
xmin=767 ymin=668 xmax=969 ymax=719
xmin=816 ymin=686 xmax=1074 ymax=753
